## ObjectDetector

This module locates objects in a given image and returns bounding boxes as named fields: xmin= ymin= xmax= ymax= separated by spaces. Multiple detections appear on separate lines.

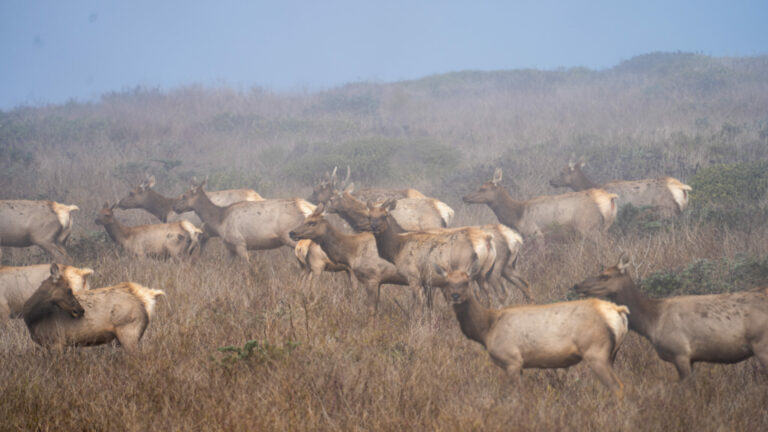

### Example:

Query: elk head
xmin=367 ymin=199 xmax=397 ymax=234
xmin=45 ymin=263 xmax=85 ymax=318
xmin=434 ymin=258 xmax=482 ymax=304
xmin=572 ymin=252 xmax=632 ymax=298
xmin=173 ymin=180 xmax=207 ymax=213
xmin=289 ymin=204 xmax=329 ymax=241
xmin=94 ymin=202 xmax=118 ymax=226
xmin=549 ymin=156 xmax=586 ymax=189
xmin=117 ymin=175 xmax=157 ymax=209
xmin=463 ymin=168 xmax=504 ymax=204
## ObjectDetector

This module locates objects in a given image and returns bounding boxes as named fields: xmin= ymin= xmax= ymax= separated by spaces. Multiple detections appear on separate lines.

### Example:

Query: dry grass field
xmin=2 ymin=53 xmax=768 ymax=430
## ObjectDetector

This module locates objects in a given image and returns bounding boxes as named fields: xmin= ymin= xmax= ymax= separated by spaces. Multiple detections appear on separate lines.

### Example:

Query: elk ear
xmin=343 ymin=182 xmax=355 ymax=194
xmin=433 ymin=263 xmax=447 ymax=278
xmin=313 ymin=203 xmax=325 ymax=217
xmin=382 ymin=198 xmax=398 ymax=211
xmin=50 ymin=263 xmax=61 ymax=282
xmin=467 ymin=253 xmax=481 ymax=276
xmin=568 ymin=159 xmax=576 ymax=170
xmin=577 ymin=156 xmax=586 ymax=168
xmin=617 ymin=252 xmax=630 ymax=274
xmin=366 ymin=200 xmax=375 ymax=210
xmin=492 ymin=168 xmax=503 ymax=185
xmin=147 ymin=175 xmax=156 ymax=188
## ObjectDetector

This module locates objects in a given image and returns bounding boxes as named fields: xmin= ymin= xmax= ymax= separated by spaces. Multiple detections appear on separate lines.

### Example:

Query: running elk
xmin=22 ymin=264 xmax=164 ymax=352
xmin=289 ymin=204 xmax=407 ymax=311
xmin=437 ymin=262 xmax=629 ymax=397
xmin=118 ymin=175 xmax=263 ymax=223
xmin=173 ymin=180 xmax=315 ymax=263
xmin=95 ymin=203 xmax=202 ymax=258
xmin=573 ymin=253 xmax=768 ymax=380
xmin=1 ymin=263 xmax=93 ymax=323
xmin=367 ymin=199 xmax=496 ymax=308
xmin=550 ymin=157 xmax=692 ymax=217
xmin=0 ymin=200 xmax=79 ymax=262
xmin=463 ymin=168 xmax=618 ymax=238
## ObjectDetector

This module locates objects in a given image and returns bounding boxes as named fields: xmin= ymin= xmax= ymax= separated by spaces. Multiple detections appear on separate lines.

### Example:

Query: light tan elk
xmin=95 ymin=203 xmax=202 ymax=258
xmin=327 ymin=187 xmax=530 ymax=302
xmin=549 ymin=157 xmax=692 ymax=217
xmin=173 ymin=180 xmax=316 ymax=262
xmin=1 ymin=264 xmax=93 ymax=323
xmin=573 ymin=253 xmax=768 ymax=380
xmin=22 ymin=264 xmax=164 ymax=352
xmin=117 ymin=175 xmax=263 ymax=223
xmin=463 ymin=168 xmax=618 ymax=238
xmin=289 ymin=204 xmax=407 ymax=311
xmin=367 ymin=199 xmax=496 ymax=308
xmin=0 ymin=199 xmax=79 ymax=262
xmin=327 ymin=183 xmax=453 ymax=231
xmin=437 ymin=262 xmax=629 ymax=397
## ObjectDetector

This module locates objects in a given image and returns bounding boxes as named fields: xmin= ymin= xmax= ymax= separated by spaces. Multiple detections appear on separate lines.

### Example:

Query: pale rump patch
xmin=496 ymin=224 xmax=524 ymax=248
xmin=468 ymin=231 xmax=496 ymax=276
xmin=294 ymin=239 xmax=312 ymax=267
xmin=62 ymin=265 xmax=94 ymax=292
xmin=588 ymin=190 xmax=618 ymax=223
xmin=244 ymin=190 xmax=265 ymax=201
xmin=179 ymin=220 xmax=203 ymax=236
xmin=296 ymin=199 xmax=317 ymax=218
xmin=50 ymin=202 xmax=79 ymax=229
xmin=432 ymin=200 xmax=455 ymax=227
xmin=665 ymin=177 xmax=692 ymax=212
xmin=122 ymin=282 xmax=165 ymax=318
xmin=591 ymin=299 xmax=630 ymax=345
xmin=404 ymin=189 xmax=426 ymax=198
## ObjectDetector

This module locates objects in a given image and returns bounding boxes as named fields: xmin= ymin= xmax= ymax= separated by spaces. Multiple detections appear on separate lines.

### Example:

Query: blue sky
xmin=1 ymin=1 xmax=766 ymax=109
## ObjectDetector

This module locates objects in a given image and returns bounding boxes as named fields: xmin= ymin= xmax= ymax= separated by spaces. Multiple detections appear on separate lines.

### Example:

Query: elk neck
xmin=486 ymin=188 xmax=526 ymax=230
xmin=142 ymin=189 xmax=177 ymax=222
xmin=313 ymin=222 xmax=360 ymax=267
xmin=22 ymin=284 xmax=59 ymax=327
xmin=332 ymin=195 xmax=371 ymax=232
xmin=372 ymin=214 xmax=407 ymax=264
xmin=452 ymin=296 xmax=498 ymax=347
xmin=610 ymin=276 xmax=662 ymax=339
xmin=569 ymin=167 xmax=599 ymax=191
xmin=102 ymin=218 xmax=131 ymax=245
xmin=191 ymin=191 xmax=227 ymax=228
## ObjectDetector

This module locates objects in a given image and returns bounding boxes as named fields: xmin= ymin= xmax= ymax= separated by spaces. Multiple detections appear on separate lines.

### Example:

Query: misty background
xmin=1 ymin=1 xmax=767 ymax=110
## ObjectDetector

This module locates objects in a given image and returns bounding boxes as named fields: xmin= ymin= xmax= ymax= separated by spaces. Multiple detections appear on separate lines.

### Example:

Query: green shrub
xmin=609 ymin=204 xmax=665 ymax=236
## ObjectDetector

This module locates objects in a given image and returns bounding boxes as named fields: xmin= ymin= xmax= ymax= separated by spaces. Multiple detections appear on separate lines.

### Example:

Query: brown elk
xmin=96 ymin=203 xmax=202 ymax=258
xmin=366 ymin=199 xmax=496 ymax=308
xmin=1 ymin=264 xmax=93 ymax=323
xmin=173 ymin=180 xmax=316 ymax=263
xmin=117 ymin=175 xmax=263 ymax=223
xmin=0 ymin=200 xmax=80 ymax=262
xmin=22 ymin=264 xmax=164 ymax=352
xmin=436 ymin=262 xmax=629 ymax=397
xmin=327 ymin=186 xmax=530 ymax=302
xmin=327 ymin=183 xmax=453 ymax=231
xmin=573 ymin=253 xmax=768 ymax=380
xmin=289 ymin=204 xmax=407 ymax=311
xmin=463 ymin=168 xmax=618 ymax=238
xmin=549 ymin=157 xmax=692 ymax=217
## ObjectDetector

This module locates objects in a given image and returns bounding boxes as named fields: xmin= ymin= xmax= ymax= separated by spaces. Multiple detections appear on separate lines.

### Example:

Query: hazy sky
xmin=1 ymin=1 xmax=766 ymax=109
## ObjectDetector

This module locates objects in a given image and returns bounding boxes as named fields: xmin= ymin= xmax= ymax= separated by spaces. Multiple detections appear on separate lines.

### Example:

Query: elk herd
xmin=1 ymin=159 xmax=766 ymax=398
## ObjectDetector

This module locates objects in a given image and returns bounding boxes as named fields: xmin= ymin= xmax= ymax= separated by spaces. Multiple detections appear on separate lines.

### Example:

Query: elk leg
xmin=672 ymin=354 xmax=693 ymax=380
xmin=0 ymin=300 xmax=10 ymax=324
xmin=37 ymin=239 xmax=70 ymax=263
xmin=115 ymin=326 xmax=142 ymax=353
xmin=503 ymin=271 xmax=533 ymax=303
xmin=584 ymin=354 xmax=624 ymax=399
xmin=752 ymin=341 xmax=768 ymax=372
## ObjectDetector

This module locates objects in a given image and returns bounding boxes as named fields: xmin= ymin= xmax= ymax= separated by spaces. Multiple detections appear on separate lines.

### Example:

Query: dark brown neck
xmin=142 ymin=189 xmax=176 ymax=222
xmin=609 ymin=277 xmax=662 ymax=339
xmin=190 ymin=192 xmax=227 ymax=229
xmin=314 ymin=223 xmax=362 ymax=267
xmin=102 ymin=220 xmax=131 ymax=244
xmin=452 ymin=297 xmax=497 ymax=347
xmin=486 ymin=188 xmax=526 ymax=230
xmin=372 ymin=215 xmax=407 ymax=264
xmin=569 ymin=168 xmax=599 ymax=191
xmin=331 ymin=196 xmax=371 ymax=232
xmin=22 ymin=285 xmax=56 ymax=327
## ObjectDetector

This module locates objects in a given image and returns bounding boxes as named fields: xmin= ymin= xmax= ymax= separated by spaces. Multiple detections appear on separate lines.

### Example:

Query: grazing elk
xmin=117 ymin=175 xmax=263 ymax=223
xmin=173 ymin=180 xmax=316 ymax=263
xmin=0 ymin=200 xmax=80 ymax=262
xmin=327 ymin=183 xmax=453 ymax=231
xmin=95 ymin=203 xmax=202 ymax=258
xmin=463 ymin=168 xmax=618 ymax=238
xmin=327 ymin=187 xmax=530 ymax=302
xmin=366 ymin=199 xmax=496 ymax=309
xmin=22 ymin=264 xmax=164 ymax=352
xmin=1 ymin=263 xmax=93 ymax=323
xmin=289 ymin=204 xmax=408 ymax=311
xmin=437 ymin=262 xmax=629 ymax=397
xmin=549 ymin=157 xmax=692 ymax=217
xmin=573 ymin=253 xmax=768 ymax=380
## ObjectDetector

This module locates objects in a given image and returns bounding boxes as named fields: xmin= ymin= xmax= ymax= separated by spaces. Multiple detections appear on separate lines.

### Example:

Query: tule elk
xmin=1 ymin=263 xmax=93 ymax=323
xmin=463 ymin=168 xmax=618 ymax=238
xmin=550 ymin=157 xmax=692 ymax=217
xmin=573 ymin=253 xmax=768 ymax=380
xmin=0 ymin=199 xmax=79 ymax=263
xmin=437 ymin=261 xmax=629 ymax=397
xmin=22 ymin=263 xmax=164 ymax=352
